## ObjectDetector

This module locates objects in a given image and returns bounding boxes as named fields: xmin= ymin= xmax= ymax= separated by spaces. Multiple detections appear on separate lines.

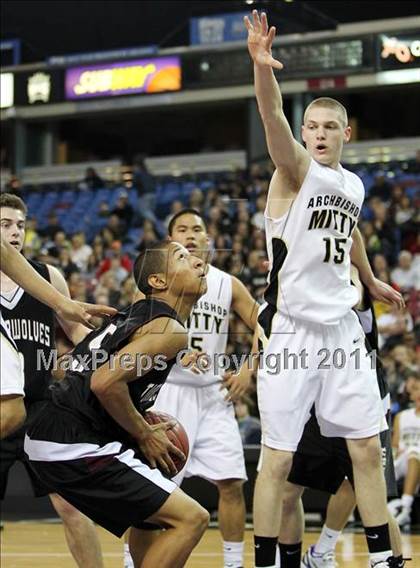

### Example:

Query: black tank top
xmin=49 ymin=298 xmax=184 ymax=442
xmin=0 ymin=260 xmax=55 ymax=404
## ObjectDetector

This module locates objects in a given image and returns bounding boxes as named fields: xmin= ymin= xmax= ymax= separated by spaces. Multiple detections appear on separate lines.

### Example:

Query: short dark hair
xmin=0 ymin=193 xmax=28 ymax=216
xmin=168 ymin=208 xmax=207 ymax=236
xmin=133 ymin=241 xmax=172 ymax=295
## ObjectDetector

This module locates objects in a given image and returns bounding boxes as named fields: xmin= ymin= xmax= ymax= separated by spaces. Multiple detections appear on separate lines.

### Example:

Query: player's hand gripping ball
xmin=144 ymin=410 xmax=189 ymax=474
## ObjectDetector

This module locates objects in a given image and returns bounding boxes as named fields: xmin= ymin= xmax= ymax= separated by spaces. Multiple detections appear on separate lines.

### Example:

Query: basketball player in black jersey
xmin=0 ymin=194 xmax=105 ymax=567
xmin=0 ymin=236 xmax=116 ymax=439
xmin=276 ymin=267 xmax=405 ymax=568
xmin=24 ymin=240 xmax=210 ymax=568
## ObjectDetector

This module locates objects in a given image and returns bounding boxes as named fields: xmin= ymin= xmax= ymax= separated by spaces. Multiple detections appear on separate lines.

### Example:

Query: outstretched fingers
xmin=252 ymin=9 xmax=261 ymax=32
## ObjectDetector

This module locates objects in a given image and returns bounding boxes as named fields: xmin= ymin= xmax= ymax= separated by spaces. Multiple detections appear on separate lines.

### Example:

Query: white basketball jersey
xmin=168 ymin=265 xmax=232 ymax=387
xmin=398 ymin=408 xmax=420 ymax=451
xmin=261 ymin=158 xmax=363 ymax=328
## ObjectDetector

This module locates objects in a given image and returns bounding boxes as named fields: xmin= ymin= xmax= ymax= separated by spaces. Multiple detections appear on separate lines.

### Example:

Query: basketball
xmin=144 ymin=410 xmax=189 ymax=474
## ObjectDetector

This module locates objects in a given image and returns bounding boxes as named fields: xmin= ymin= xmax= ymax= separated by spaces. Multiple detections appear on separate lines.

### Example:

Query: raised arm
xmin=245 ymin=11 xmax=310 ymax=179
xmin=1 ymin=237 xmax=116 ymax=327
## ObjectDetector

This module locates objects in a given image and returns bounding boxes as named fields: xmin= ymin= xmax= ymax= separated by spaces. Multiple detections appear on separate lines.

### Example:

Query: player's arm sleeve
xmin=47 ymin=265 xmax=91 ymax=345
xmin=231 ymin=276 xmax=260 ymax=330
xmin=90 ymin=318 xmax=187 ymax=440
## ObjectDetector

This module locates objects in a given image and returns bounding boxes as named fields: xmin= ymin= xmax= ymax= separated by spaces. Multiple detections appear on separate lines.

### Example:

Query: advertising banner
xmin=65 ymin=56 xmax=181 ymax=100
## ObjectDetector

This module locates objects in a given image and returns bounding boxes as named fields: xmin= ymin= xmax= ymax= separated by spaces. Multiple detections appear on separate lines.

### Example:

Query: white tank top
xmin=168 ymin=264 xmax=232 ymax=387
xmin=398 ymin=407 xmax=420 ymax=451
xmin=262 ymin=158 xmax=363 ymax=326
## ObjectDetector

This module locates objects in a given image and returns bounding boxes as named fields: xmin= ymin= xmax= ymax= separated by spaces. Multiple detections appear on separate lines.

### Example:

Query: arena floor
xmin=1 ymin=522 xmax=419 ymax=567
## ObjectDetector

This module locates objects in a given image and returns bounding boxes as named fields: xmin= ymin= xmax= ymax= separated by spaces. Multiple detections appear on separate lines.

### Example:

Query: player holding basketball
xmin=245 ymin=10 xmax=403 ymax=568
xmin=0 ymin=236 xmax=116 ymax=439
xmin=128 ymin=209 xmax=259 ymax=568
xmin=25 ymin=241 xmax=209 ymax=568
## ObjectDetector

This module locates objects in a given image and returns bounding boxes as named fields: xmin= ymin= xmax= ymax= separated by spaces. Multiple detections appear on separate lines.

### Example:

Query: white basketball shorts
xmin=257 ymin=309 xmax=385 ymax=451
xmin=0 ymin=331 xmax=24 ymax=397
xmin=153 ymin=382 xmax=247 ymax=484
xmin=394 ymin=447 xmax=420 ymax=480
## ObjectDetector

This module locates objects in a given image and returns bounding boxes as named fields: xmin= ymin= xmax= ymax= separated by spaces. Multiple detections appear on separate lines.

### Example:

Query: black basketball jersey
xmin=50 ymin=298 xmax=184 ymax=442
xmin=354 ymin=285 xmax=387 ymax=400
xmin=0 ymin=260 xmax=55 ymax=404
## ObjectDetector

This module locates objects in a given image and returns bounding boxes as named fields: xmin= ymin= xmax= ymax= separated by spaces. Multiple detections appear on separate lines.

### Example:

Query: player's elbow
xmin=0 ymin=397 xmax=26 ymax=439
xmin=90 ymin=371 xmax=111 ymax=399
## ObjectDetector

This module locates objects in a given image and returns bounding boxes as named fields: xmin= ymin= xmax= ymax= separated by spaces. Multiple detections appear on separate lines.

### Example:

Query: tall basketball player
xmin=129 ymin=209 xmax=259 ymax=568
xmin=0 ymin=236 xmax=116 ymax=439
xmin=245 ymin=11 xmax=403 ymax=568
xmin=277 ymin=267 xmax=404 ymax=568
xmin=25 ymin=241 xmax=210 ymax=568
xmin=0 ymin=193 xmax=104 ymax=568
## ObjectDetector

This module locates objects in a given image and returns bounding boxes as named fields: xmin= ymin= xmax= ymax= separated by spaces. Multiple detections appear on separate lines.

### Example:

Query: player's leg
xmin=138 ymin=488 xmax=209 ymax=568
xmin=216 ymin=478 xmax=246 ymax=568
xmin=127 ymin=527 xmax=159 ymax=568
xmin=346 ymin=436 xmax=393 ymax=564
xmin=255 ymin=314 xmax=320 ymax=568
xmin=277 ymin=482 xmax=304 ymax=568
xmin=124 ymin=382 xmax=201 ymax=566
xmin=254 ymin=446 xmax=294 ymax=567
xmin=0 ymin=395 xmax=25 ymax=439
xmin=49 ymin=493 xmax=104 ymax=568
xmin=395 ymin=452 xmax=420 ymax=529
xmin=301 ymin=479 xmax=355 ymax=567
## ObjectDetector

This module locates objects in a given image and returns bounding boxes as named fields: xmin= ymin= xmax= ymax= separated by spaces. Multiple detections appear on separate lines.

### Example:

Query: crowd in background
xmin=5 ymin=159 xmax=419 ymax=440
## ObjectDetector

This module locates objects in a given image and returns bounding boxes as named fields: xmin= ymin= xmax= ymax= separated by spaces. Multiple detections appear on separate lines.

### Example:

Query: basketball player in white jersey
xmin=245 ymin=11 xmax=403 ymax=568
xmin=0 ymin=236 xmax=116 ymax=439
xmin=128 ymin=209 xmax=259 ymax=568
xmin=388 ymin=377 xmax=420 ymax=530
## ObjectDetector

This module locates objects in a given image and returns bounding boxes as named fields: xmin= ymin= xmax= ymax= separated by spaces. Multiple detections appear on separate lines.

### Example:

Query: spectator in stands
xmin=369 ymin=172 xmax=393 ymax=201
xmin=95 ymin=271 xmax=120 ymax=307
xmin=96 ymin=241 xmax=132 ymax=279
xmin=42 ymin=230 xmax=70 ymax=261
xmin=371 ymin=198 xmax=398 ymax=263
xmin=235 ymin=397 xmax=261 ymax=445
xmin=391 ymin=251 xmax=419 ymax=291
xmin=372 ymin=253 xmax=389 ymax=276
xmin=39 ymin=213 xmax=63 ymax=240
xmin=111 ymin=191 xmax=134 ymax=230
xmin=189 ymin=188 xmax=204 ymax=211
xmin=132 ymin=155 xmax=156 ymax=221
xmin=377 ymin=303 xmax=414 ymax=349
xmin=98 ymin=201 xmax=110 ymax=219
xmin=103 ymin=214 xmax=124 ymax=241
xmin=58 ymin=247 xmax=79 ymax=280
xmin=137 ymin=226 xmax=159 ymax=253
xmin=116 ymin=276 xmax=137 ymax=311
xmin=361 ymin=221 xmax=382 ymax=257
xmin=83 ymin=167 xmax=104 ymax=190
xmin=70 ymin=232 xmax=92 ymax=272
xmin=251 ymin=195 xmax=266 ymax=231
xmin=248 ymin=250 xmax=268 ymax=296
xmin=164 ymin=200 xmax=183 ymax=228
xmin=86 ymin=238 xmax=105 ymax=276
xmin=23 ymin=218 xmax=42 ymax=258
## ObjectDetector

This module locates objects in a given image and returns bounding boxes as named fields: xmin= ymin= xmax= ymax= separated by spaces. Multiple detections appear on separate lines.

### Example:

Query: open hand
xmin=55 ymin=297 xmax=117 ymax=329
xmin=136 ymin=421 xmax=185 ymax=476
xmin=244 ymin=10 xmax=283 ymax=70
xmin=368 ymin=278 xmax=404 ymax=309
xmin=221 ymin=366 xmax=253 ymax=403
